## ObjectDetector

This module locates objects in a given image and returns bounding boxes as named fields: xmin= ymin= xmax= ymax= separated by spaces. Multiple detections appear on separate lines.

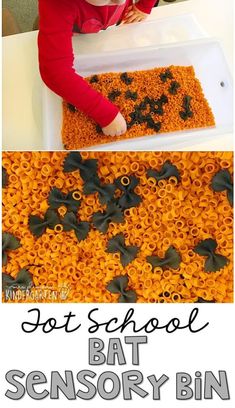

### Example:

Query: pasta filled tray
xmin=62 ymin=65 xmax=215 ymax=150
xmin=43 ymin=39 xmax=233 ymax=150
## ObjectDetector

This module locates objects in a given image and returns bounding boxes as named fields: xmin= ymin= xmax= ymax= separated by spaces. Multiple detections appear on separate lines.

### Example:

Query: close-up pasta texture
xmin=62 ymin=66 xmax=215 ymax=149
xmin=2 ymin=151 xmax=233 ymax=303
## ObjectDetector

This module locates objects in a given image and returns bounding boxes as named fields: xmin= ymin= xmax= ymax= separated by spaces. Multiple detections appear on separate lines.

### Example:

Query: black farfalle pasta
xmin=147 ymin=160 xmax=180 ymax=182
xmin=169 ymin=81 xmax=180 ymax=95
xmin=2 ymin=269 xmax=33 ymax=295
xmin=115 ymin=175 xmax=142 ymax=209
xmin=106 ymin=275 xmax=137 ymax=303
xmin=48 ymin=188 xmax=82 ymax=212
xmin=63 ymin=152 xmax=98 ymax=181
xmin=147 ymin=246 xmax=181 ymax=271
xmin=2 ymin=232 xmax=21 ymax=265
xmin=211 ymin=169 xmax=233 ymax=206
xmin=107 ymin=233 xmax=139 ymax=267
xmin=179 ymin=95 xmax=193 ymax=121
xmin=193 ymin=239 xmax=229 ymax=272
xmin=83 ymin=177 xmax=116 ymax=205
xmin=62 ymin=212 xmax=89 ymax=242
xmin=92 ymin=202 xmax=124 ymax=233
xmin=2 ymin=167 xmax=8 ymax=188
xmin=29 ymin=209 xmax=60 ymax=237
xmin=160 ymin=68 xmax=173 ymax=83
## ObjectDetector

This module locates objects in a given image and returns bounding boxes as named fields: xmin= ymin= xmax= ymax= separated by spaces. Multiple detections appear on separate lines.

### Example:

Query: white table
xmin=2 ymin=0 xmax=233 ymax=151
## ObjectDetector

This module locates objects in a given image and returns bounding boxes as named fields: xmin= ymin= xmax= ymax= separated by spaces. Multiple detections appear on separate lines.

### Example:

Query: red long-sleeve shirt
xmin=38 ymin=0 xmax=158 ymax=127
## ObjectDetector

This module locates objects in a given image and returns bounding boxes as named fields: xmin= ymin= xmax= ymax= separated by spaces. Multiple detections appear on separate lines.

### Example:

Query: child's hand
xmin=122 ymin=5 xmax=148 ymax=24
xmin=102 ymin=112 xmax=127 ymax=137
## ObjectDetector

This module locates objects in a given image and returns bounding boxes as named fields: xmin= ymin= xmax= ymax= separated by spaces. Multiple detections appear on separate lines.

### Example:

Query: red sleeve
xmin=135 ymin=0 xmax=159 ymax=14
xmin=38 ymin=0 xmax=119 ymax=127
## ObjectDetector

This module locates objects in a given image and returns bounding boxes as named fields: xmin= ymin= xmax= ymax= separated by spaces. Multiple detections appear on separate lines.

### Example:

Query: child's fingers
xmin=122 ymin=5 xmax=134 ymax=18
xmin=125 ymin=5 xmax=134 ymax=13
xmin=121 ymin=5 xmax=148 ymax=24
xmin=122 ymin=10 xmax=135 ymax=20
xmin=102 ymin=112 xmax=126 ymax=136
xmin=122 ymin=12 xmax=137 ymax=21
xmin=121 ymin=17 xmax=132 ymax=24
xmin=123 ymin=15 xmax=141 ymax=24
xmin=134 ymin=17 xmax=143 ymax=22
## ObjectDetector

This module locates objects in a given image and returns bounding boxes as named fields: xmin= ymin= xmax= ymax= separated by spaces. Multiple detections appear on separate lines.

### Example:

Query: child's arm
xmin=38 ymin=0 xmax=122 ymax=133
xmin=122 ymin=0 xmax=158 ymax=24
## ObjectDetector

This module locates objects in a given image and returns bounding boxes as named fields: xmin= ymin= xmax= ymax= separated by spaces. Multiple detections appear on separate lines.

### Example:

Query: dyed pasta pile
xmin=62 ymin=66 xmax=215 ymax=149
xmin=2 ymin=151 xmax=233 ymax=303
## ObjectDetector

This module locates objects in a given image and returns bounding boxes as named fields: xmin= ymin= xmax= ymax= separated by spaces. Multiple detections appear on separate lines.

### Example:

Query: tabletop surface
xmin=2 ymin=0 xmax=233 ymax=151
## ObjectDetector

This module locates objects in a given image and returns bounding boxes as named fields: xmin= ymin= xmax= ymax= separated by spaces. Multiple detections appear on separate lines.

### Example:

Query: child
xmin=38 ymin=0 xmax=158 ymax=137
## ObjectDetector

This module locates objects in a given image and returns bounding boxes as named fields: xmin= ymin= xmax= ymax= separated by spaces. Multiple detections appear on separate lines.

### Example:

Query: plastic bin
xmin=42 ymin=31 xmax=233 ymax=150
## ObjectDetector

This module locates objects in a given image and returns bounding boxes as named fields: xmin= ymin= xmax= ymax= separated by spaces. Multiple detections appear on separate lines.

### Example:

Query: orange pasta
xmin=62 ymin=66 xmax=215 ymax=150
xmin=2 ymin=151 xmax=233 ymax=303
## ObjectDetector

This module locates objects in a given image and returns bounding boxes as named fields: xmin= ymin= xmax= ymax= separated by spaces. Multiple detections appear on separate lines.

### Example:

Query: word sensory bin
xmin=4 ymin=333 xmax=231 ymax=401
xmin=2 ymin=151 xmax=233 ymax=303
